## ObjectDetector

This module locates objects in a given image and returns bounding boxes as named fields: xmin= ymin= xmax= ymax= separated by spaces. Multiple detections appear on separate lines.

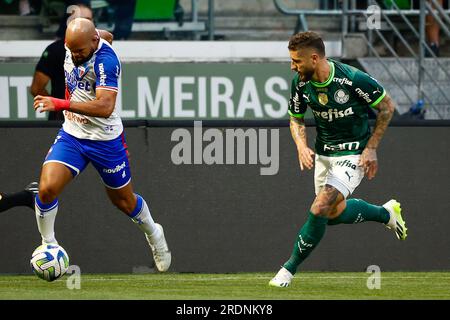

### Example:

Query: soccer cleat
xmin=146 ymin=223 xmax=171 ymax=272
xmin=25 ymin=181 xmax=39 ymax=210
xmin=269 ymin=267 xmax=293 ymax=287
xmin=383 ymin=199 xmax=408 ymax=240
xmin=25 ymin=182 xmax=39 ymax=195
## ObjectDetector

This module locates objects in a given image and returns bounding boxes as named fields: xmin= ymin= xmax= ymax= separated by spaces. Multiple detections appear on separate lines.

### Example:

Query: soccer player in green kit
xmin=269 ymin=31 xmax=408 ymax=287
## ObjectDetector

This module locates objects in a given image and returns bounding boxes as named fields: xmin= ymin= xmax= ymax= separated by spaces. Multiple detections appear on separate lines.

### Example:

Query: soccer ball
xmin=30 ymin=244 xmax=70 ymax=282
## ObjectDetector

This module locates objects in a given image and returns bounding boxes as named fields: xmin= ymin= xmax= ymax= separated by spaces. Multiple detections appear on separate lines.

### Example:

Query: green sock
xmin=283 ymin=212 xmax=328 ymax=275
xmin=327 ymin=198 xmax=390 ymax=226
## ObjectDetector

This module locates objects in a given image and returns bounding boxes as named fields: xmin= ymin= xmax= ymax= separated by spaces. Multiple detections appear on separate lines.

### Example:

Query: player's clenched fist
xmin=33 ymin=95 xmax=54 ymax=112
xmin=297 ymin=147 xmax=315 ymax=170
xmin=34 ymin=95 xmax=70 ymax=112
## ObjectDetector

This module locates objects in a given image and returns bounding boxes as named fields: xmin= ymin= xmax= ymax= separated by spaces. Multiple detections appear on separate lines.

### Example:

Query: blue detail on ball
xmin=57 ymin=249 xmax=69 ymax=268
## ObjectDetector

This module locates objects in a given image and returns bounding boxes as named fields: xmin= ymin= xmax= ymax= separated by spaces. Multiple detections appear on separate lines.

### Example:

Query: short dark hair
xmin=288 ymin=31 xmax=325 ymax=57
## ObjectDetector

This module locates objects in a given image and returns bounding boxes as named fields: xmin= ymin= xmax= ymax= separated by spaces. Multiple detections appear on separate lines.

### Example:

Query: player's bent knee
xmin=334 ymin=200 xmax=346 ymax=215
xmin=37 ymin=186 xmax=58 ymax=204
xmin=310 ymin=185 xmax=345 ymax=217
xmin=310 ymin=201 xmax=333 ymax=217
xmin=310 ymin=198 xmax=340 ymax=217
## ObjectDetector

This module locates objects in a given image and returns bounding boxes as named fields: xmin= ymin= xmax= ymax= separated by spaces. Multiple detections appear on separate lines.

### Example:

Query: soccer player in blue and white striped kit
xmin=33 ymin=18 xmax=171 ymax=272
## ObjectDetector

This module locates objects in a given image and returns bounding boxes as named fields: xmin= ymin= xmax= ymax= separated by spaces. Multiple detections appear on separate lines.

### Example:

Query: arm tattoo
xmin=290 ymin=116 xmax=308 ymax=149
xmin=367 ymin=95 xmax=395 ymax=149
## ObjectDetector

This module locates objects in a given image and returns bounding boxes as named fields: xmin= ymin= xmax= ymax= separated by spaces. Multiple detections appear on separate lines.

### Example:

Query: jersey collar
xmin=310 ymin=60 xmax=335 ymax=88
xmin=94 ymin=37 xmax=104 ymax=54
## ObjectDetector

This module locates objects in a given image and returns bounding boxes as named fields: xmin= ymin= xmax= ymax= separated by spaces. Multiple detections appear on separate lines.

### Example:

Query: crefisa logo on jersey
xmin=355 ymin=88 xmax=372 ymax=104
xmin=334 ymin=89 xmax=350 ymax=104
xmin=333 ymin=77 xmax=353 ymax=86
xmin=312 ymin=106 xmax=354 ymax=122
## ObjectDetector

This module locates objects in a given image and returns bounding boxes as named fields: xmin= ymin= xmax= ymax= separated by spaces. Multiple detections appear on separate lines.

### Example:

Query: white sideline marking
xmin=54 ymin=275 xmax=450 ymax=282
xmin=0 ymin=275 xmax=449 ymax=283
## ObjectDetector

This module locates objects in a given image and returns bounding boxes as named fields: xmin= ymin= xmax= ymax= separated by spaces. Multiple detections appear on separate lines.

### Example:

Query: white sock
xmin=130 ymin=195 xmax=161 ymax=241
xmin=35 ymin=196 xmax=58 ymax=245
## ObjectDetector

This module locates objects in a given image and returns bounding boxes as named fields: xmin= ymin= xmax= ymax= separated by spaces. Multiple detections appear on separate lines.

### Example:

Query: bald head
xmin=66 ymin=18 xmax=99 ymax=66
xmin=66 ymin=18 xmax=97 ymax=46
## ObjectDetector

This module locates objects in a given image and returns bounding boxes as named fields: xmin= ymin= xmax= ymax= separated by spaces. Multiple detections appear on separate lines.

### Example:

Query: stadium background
xmin=0 ymin=0 xmax=449 ymax=277
xmin=0 ymin=124 xmax=449 ymax=273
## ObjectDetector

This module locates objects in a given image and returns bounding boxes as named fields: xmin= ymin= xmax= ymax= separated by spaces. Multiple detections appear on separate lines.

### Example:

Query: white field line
xmin=0 ymin=275 xmax=449 ymax=283
xmin=57 ymin=275 xmax=450 ymax=282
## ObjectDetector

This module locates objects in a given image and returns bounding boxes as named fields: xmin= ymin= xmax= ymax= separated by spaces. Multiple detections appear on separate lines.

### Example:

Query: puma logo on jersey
xmin=303 ymin=93 xmax=310 ymax=102
xmin=345 ymin=170 xmax=354 ymax=181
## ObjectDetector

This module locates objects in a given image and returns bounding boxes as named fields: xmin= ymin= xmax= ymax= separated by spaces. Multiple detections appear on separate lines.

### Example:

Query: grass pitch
xmin=0 ymin=272 xmax=449 ymax=300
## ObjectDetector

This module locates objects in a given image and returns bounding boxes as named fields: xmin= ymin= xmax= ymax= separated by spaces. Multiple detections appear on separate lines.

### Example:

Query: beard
xmin=72 ymin=51 xmax=94 ymax=66
xmin=299 ymin=68 xmax=314 ymax=82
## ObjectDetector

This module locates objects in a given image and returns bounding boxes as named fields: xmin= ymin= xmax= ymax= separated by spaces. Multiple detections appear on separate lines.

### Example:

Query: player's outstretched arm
xmin=290 ymin=116 xmax=315 ymax=171
xmin=359 ymin=94 xmax=395 ymax=180
xmin=33 ymin=89 xmax=117 ymax=118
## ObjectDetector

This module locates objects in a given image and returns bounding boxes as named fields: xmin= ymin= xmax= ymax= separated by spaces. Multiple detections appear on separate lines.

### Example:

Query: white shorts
xmin=314 ymin=154 xmax=365 ymax=198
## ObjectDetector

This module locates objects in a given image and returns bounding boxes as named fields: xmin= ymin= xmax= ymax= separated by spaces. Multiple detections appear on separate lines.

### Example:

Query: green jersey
xmin=288 ymin=59 xmax=386 ymax=156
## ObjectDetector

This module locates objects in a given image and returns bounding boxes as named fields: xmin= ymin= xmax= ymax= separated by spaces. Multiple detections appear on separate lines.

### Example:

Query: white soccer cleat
xmin=146 ymin=223 xmax=171 ymax=272
xmin=383 ymin=199 xmax=408 ymax=240
xmin=269 ymin=267 xmax=293 ymax=288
